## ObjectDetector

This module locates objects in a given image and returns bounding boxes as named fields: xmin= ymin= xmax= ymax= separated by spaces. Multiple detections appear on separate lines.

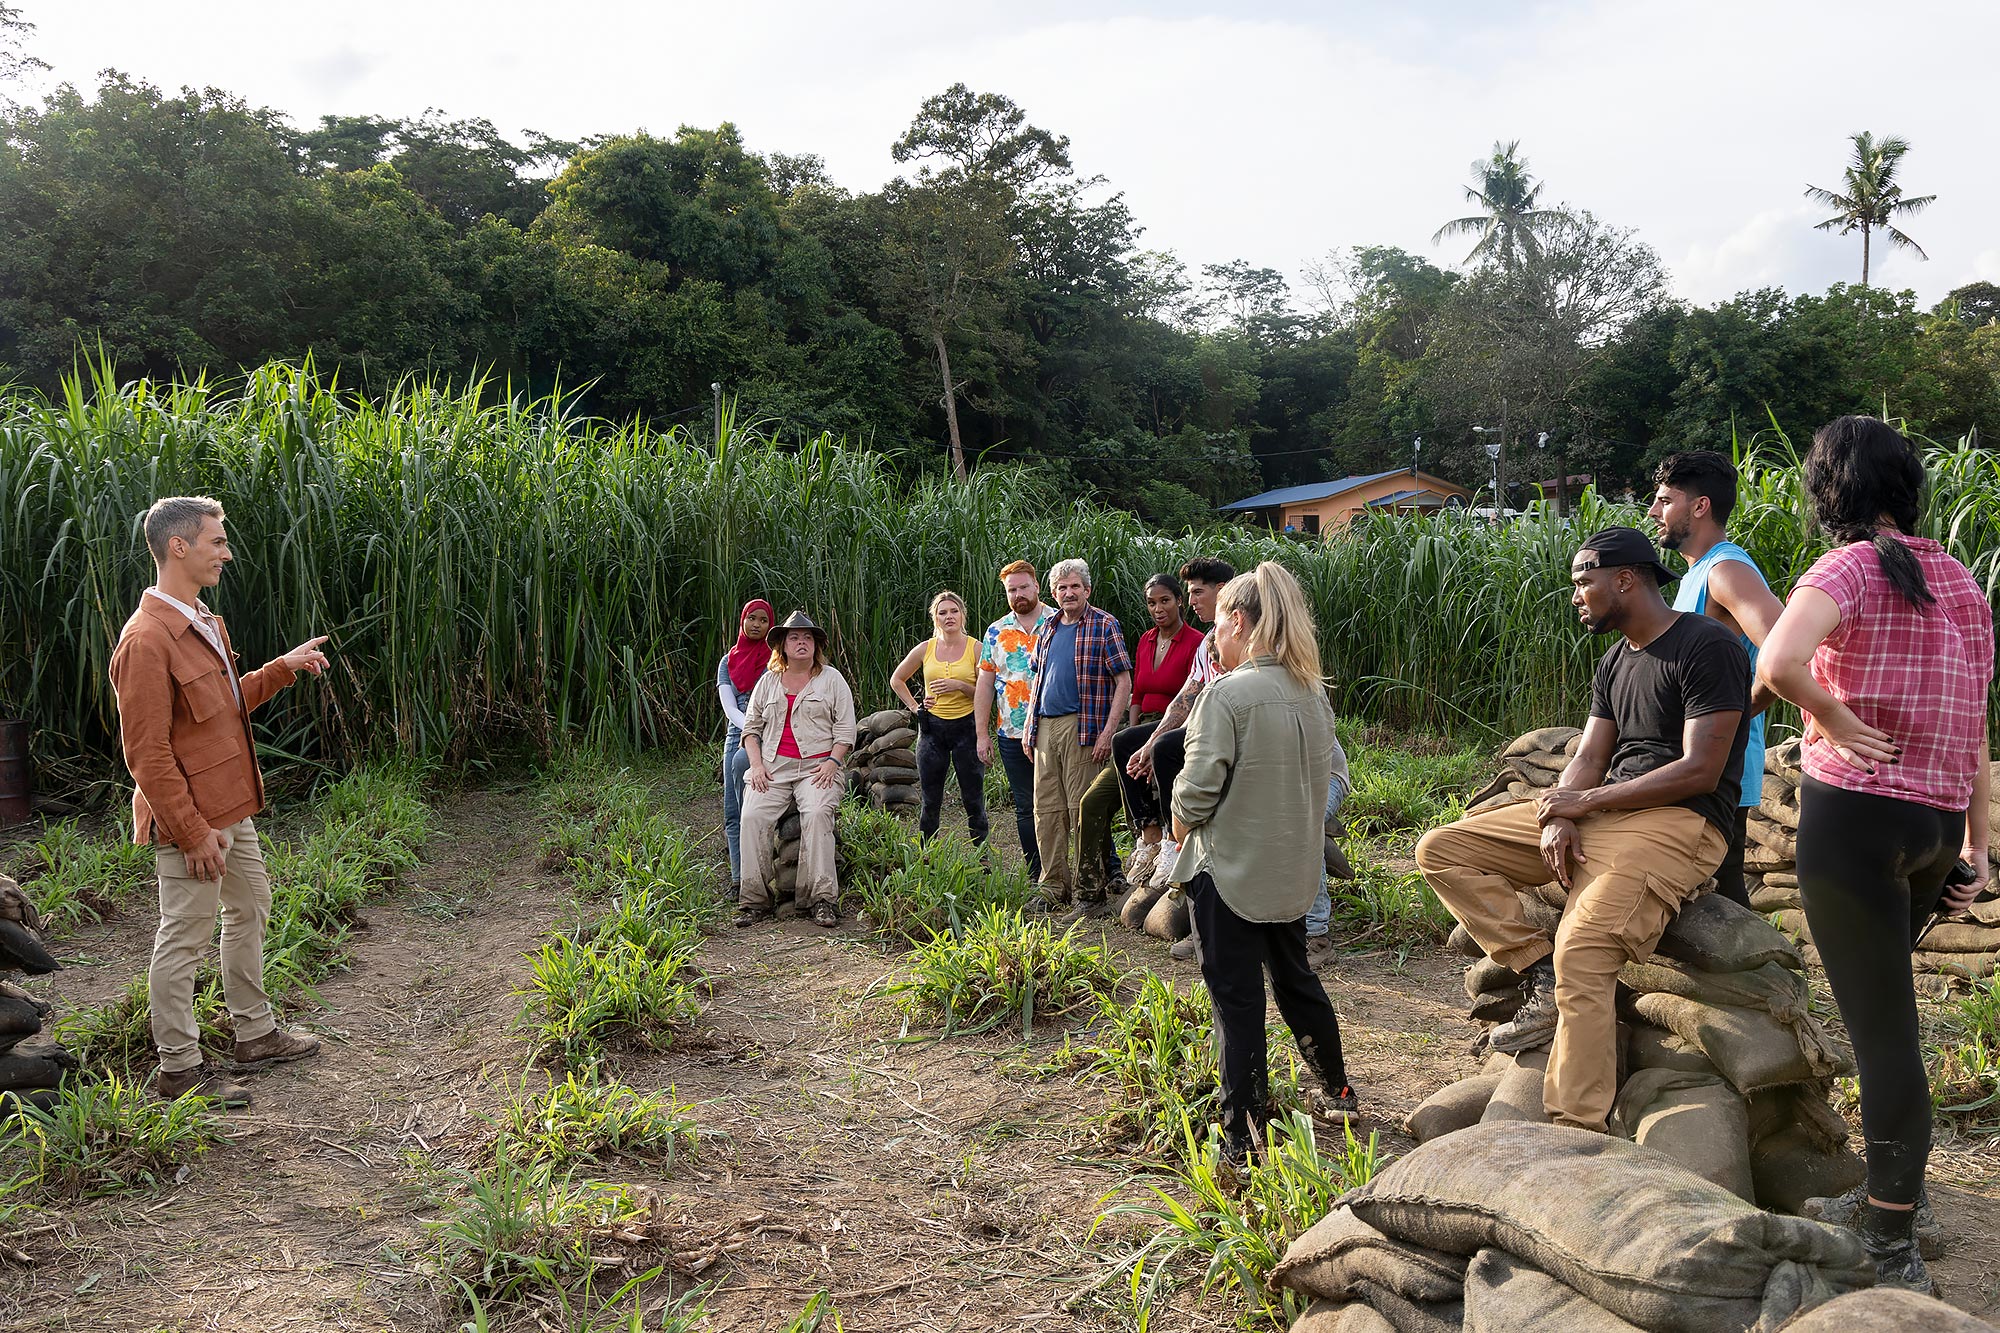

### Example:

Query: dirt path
xmin=7 ymin=769 xmax=2000 ymax=1328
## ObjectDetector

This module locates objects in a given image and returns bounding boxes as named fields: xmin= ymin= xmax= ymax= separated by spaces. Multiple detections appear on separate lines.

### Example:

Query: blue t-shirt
xmin=1038 ymin=621 xmax=1081 ymax=717
xmin=1672 ymin=541 xmax=1768 ymax=807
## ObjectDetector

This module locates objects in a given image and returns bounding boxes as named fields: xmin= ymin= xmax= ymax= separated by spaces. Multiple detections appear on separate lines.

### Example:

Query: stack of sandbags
xmin=0 ymin=873 xmax=71 ymax=1110
xmin=1775 ymin=1287 xmax=2000 ymax=1331
xmin=1755 ymin=737 xmax=2000 ymax=991
xmin=845 ymin=707 xmax=920 ymax=811
xmin=1421 ymin=893 xmax=1865 ymax=1214
xmin=1273 ymin=1121 xmax=1872 ymax=1333
xmin=1464 ymin=727 xmax=1582 ymax=815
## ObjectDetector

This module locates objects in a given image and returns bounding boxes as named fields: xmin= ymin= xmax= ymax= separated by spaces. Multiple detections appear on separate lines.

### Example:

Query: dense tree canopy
xmin=1 ymin=72 xmax=1995 ymax=521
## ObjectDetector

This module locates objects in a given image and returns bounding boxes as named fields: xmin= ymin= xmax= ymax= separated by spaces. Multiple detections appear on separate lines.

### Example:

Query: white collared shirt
xmin=145 ymin=588 xmax=244 ymax=706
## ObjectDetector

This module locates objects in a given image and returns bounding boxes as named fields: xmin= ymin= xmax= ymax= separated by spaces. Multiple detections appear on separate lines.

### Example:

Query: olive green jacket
xmin=1170 ymin=654 xmax=1338 ymax=922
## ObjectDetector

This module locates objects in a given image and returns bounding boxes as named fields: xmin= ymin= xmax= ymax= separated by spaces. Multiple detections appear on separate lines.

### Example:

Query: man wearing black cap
xmin=1415 ymin=526 xmax=1750 ymax=1133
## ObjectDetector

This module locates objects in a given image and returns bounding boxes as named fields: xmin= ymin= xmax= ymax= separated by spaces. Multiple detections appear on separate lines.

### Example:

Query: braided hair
xmin=1805 ymin=416 xmax=1933 ymax=610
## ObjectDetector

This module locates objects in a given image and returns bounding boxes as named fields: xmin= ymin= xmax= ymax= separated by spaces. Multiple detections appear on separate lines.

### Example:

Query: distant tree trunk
xmin=934 ymin=327 xmax=967 ymax=481
xmin=1861 ymin=224 xmax=1872 ymax=287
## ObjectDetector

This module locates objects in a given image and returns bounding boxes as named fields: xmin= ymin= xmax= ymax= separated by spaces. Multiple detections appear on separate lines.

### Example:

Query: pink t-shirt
xmin=1796 ymin=536 xmax=1994 ymax=811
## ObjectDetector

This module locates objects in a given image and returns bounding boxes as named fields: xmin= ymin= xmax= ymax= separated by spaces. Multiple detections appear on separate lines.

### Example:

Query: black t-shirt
xmin=1589 ymin=612 xmax=1751 ymax=836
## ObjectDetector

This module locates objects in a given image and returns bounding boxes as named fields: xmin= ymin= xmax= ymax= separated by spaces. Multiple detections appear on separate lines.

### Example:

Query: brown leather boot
xmin=156 ymin=1063 xmax=251 ymax=1107
xmin=233 ymin=1028 xmax=322 ymax=1068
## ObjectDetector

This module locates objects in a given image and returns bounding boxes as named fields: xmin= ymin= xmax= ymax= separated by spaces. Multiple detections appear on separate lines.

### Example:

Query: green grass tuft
xmin=4 ymin=819 xmax=156 ymax=934
xmin=853 ymin=830 xmax=1033 ymax=948
xmin=887 ymin=906 xmax=1125 ymax=1040
xmin=1 ymin=1075 xmax=225 ymax=1202
xmin=489 ymin=1073 xmax=698 ymax=1169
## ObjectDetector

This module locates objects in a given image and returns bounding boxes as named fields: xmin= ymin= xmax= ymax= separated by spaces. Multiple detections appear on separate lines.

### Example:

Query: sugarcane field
xmin=9 ymin=5 xmax=2000 ymax=1330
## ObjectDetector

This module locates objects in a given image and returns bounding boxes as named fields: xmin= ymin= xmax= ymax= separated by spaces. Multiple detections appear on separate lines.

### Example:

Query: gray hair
xmin=143 ymin=496 xmax=225 ymax=560
xmin=1049 ymin=558 xmax=1092 ymax=589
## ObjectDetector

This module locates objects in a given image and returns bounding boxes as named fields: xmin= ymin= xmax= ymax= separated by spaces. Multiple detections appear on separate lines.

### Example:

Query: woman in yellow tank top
xmin=889 ymin=591 xmax=989 ymax=843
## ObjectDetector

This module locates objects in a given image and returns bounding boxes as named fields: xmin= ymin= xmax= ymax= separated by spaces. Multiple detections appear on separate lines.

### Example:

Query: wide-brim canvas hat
xmin=772 ymin=609 xmax=829 ymax=652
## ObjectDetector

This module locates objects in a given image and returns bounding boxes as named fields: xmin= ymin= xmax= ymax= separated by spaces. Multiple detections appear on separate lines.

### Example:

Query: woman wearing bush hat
xmin=738 ymin=611 xmax=858 ymax=928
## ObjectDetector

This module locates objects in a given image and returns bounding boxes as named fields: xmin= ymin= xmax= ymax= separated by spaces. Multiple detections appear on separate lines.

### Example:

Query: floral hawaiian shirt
xmin=978 ymin=604 xmax=1055 ymax=739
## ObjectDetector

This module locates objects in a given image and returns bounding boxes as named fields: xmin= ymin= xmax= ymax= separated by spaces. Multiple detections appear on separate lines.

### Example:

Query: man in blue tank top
xmin=1648 ymin=451 xmax=1786 ymax=907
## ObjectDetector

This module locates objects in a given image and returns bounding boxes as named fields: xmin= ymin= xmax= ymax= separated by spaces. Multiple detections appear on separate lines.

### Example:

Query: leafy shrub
xmin=1037 ymin=976 xmax=1307 ymax=1161
xmin=1094 ymin=1111 xmax=1383 ymax=1328
xmin=5 ymin=819 xmax=156 ymax=933
xmin=1 ymin=1075 xmax=224 ymax=1200
xmin=430 ymin=1146 xmax=654 ymax=1304
xmin=491 ymin=1073 xmax=698 ymax=1169
xmin=888 ymin=906 xmax=1124 ymax=1039
xmin=854 ymin=831 xmax=1033 ymax=948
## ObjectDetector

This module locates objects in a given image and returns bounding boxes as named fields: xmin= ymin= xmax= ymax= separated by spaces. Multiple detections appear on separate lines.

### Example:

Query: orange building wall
xmin=1276 ymin=472 xmax=1470 ymax=533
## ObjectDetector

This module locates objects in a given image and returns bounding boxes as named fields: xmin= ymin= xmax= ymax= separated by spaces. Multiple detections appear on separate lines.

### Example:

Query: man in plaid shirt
xmin=1024 ymin=558 xmax=1132 ymax=919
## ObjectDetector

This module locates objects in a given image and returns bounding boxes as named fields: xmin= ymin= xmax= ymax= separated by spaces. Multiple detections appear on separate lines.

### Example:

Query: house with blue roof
xmin=1218 ymin=467 xmax=1473 ymax=535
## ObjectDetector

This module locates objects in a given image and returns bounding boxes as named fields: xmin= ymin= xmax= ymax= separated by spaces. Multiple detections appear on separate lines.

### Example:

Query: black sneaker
xmin=1859 ymin=1201 xmax=1936 ymax=1295
xmin=732 ymin=904 xmax=774 ymax=929
xmin=1804 ymin=1184 xmax=1944 ymax=1260
xmin=1488 ymin=957 xmax=1558 ymax=1053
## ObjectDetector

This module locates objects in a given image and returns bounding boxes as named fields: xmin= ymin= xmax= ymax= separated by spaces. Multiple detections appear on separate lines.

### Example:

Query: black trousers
xmin=1110 ymin=721 xmax=1163 ymax=829
xmin=1797 ymin=773 xmax=1964 ymax=1206
xmin=1713 ymin=806 xmax=1751 ymax=907
xmin=1148 ymin=725 xmax=1189 ymax=827
xmin=916 ymin=713 xmax=988 ymax=843
xmin=1188 ymin=872 xmax=1349 ymax=1146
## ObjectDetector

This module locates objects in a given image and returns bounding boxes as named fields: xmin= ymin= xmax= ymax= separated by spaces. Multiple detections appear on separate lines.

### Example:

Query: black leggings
xmin=1148 ymin=726 xmax=1188 ymax=827
xmin=1796 ymin=773 xmax=1963 ymax=1206
xmin=916 ymin=713 xmax=988 ymax=843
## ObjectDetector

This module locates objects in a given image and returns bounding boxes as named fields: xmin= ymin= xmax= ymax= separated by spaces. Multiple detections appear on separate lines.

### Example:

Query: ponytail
xmin=1805 ymin=416 xmax=1934 ymax=610
xmin=1216 ymin=562 xmax=1324 ymax=688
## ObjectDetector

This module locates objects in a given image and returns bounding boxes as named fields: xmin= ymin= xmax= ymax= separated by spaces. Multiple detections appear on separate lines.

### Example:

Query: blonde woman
xmin=890 ymin=590 xmax=989 ymax=844
xmin=738 ymin=612 xmax=857 ymax=929
xmin=1170 ymin=561 xmax=1356 ymax=1162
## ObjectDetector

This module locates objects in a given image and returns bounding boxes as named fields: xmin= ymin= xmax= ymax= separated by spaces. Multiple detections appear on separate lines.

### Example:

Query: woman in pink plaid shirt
xmin=1760 ymin=416 xmax=1994 ymax=1295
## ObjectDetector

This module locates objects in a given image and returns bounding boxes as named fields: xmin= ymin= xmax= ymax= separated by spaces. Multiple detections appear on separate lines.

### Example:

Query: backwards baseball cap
xmin=1573 ymin=526 xmax=1678 ymax=585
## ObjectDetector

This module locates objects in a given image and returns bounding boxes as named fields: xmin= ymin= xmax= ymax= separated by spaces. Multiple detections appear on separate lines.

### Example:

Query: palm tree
xmin=1433 ymin=140 xmax=1560 ymax=269
xmin=1804 ymin=132 xmax=1935 ymax=287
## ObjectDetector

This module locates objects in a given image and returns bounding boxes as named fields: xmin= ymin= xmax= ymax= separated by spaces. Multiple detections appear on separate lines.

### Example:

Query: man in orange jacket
xmin=108 ymin=496 xmax=331 ymax=1107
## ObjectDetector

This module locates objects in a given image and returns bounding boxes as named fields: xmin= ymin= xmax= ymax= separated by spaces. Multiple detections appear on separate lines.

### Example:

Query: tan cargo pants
xmin=150 ymin=817 xmax=278 ymax=1073
xmin=1029 ymin=713 xmax=1105 ymax=901
xmin=1415 ymin=800 xmax=1725 ymax=1132
xmin=740 ymin=755 xmax=841 ymax=910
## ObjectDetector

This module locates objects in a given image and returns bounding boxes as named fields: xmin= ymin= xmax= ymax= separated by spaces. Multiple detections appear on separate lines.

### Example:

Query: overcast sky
xmin=18 ymin=0 xmax=1999 ymax=309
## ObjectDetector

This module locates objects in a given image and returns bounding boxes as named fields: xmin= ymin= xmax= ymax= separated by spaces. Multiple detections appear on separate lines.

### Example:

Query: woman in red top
xmin=1760 ymin=416 xmax=1994 ymax=1293
xmin=1074 ymin=575 xmax=1200 ymax=919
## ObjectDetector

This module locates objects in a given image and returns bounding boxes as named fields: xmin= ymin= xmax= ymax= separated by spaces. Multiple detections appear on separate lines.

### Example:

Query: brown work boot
xmin=156 ymin=1063 xmax=252 ymax=1107
xmin=234 ymin=1027 xmax=322 ymax=1069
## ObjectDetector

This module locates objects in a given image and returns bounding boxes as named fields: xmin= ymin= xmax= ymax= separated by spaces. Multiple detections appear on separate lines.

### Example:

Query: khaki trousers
xmin=740 ymin=755 xmax=841 ymax=910
xmin=1414 ymin=801 xmax=1725 ymax=1131
xmin=150 ymin=817 xmax=278 ymax=1073
xmin=1030 ymin=714 xmax=1105 ymax=900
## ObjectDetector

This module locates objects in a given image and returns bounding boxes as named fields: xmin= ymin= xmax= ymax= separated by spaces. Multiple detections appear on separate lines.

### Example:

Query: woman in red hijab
xmin=719 ymin=599 xmax=774 ymax=897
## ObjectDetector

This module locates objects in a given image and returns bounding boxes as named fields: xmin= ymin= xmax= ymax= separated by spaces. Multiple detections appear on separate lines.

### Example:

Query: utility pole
xmin=1412 ymin=435 xmax=1422 ymax=479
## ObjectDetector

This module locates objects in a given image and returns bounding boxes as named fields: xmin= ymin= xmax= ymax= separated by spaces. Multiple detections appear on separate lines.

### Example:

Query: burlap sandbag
xmin=1514 ymin=891 xmax=1563 ymax=936
xmin=1608 ymin=1068 xmax=1754 ymax=1200
xmin=775 ymin=840 xmax=800 ymax=869
xmin=1747 ymin=818 xmax=1797 ymax=859
xmin=1468 ymin=988 xmax=1524 ymax=1023
xmin=1461 ymin=1247 xmax=1644 ymax=1333
xmin=868 ymin=765 xmax=920 ymax=787
xmin=869 ymin=782 xmax=919 ymax=808
xmin=1144 ymin=889 xmax=1190 ymax=941
xmin=777 ymin=811 xmax=802 ymax=841
xmin=1463 ymin=956 xmax=1521 ymax=1001
xmin=1448 ymin=924 xmax=1484 ymax=959
xmin=0 ymin=1048 xmax=68 ymax=1092
xmin=1270 ymin=1206 xmax=1469 ymax=1305
xmin=1771 ymin=909 xmax=1812 ymax=944
xmin=1341 ymin=1284 xmax=1462 ymax=1333
xmin=1620 ymin=958 xmax=1812 ymax=1019
xmin=1750 ymin=1126 xmax=1866 ymax=1214
xmin=1912 ymin=950 xmax=2000 ymax=979
xmin=1775 ymin=1286 xmax=2000 ymax=1332
xmin=865 ymin=726 xmax=917 ymax=756
xmin=1405 ymin=1074 xmax=1502 ymax=1144
xmin=1749 ymin=883 xmax=1802 ymax=913
xmin=871 ymin=747 xmax=917 ymax=770
xmin=857 ymin=707 xmax=910 ymax=736
xmin=1120 ymin=881 xmax=1167 ymax=929
xmin=1629 ymin=991 xmax=1851 ymax=1094
xmin=1626 ymin=1023 xmax=1720 ymax=1076
xmin=1338 ymin=1121 xmax=1871 ymax=1333
xmin=1653 ymin=893 xmax=1803 ymax=973
xmin=1291 ymin=1300 xmax=1397 ymax=1333
xmin=1506 ymin=726 xmax=1581 ymax=757
xmin=1917 ymin=920 xmax=2000 ymax=953
xmin=1479 ymin=1047 xmax=1549 ymax=1124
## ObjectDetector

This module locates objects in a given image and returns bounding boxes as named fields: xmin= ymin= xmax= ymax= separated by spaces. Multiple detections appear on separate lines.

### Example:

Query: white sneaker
xmin=1126 ymin=840 xmax=1160 ymax=886
xmin=1149 ymin=841 xmax=1180 ymax=890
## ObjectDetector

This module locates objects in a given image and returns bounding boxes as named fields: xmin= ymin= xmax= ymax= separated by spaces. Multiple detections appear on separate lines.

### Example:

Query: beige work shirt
xmin=743 ymin=665 xmax=858 ymax=763
xmin=1170 ymin=654 xmax=1338 ymax=922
